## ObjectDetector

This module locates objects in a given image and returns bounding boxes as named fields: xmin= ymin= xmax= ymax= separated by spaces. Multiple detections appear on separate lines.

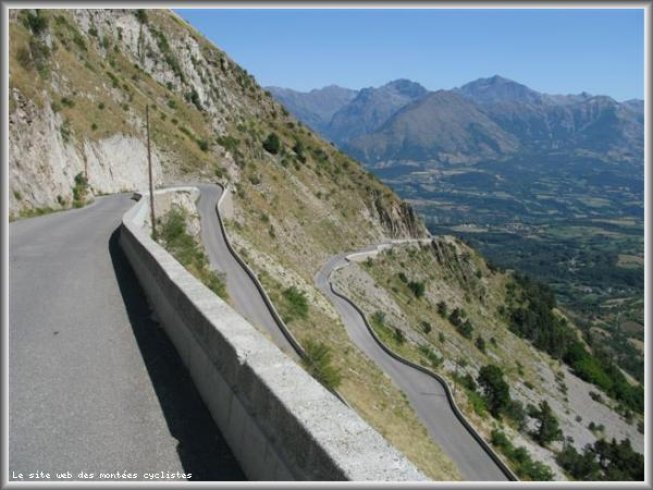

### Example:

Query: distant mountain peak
xmin=486 ymin=74 xmax=516 ymax=84
xmin=456 ymin=75 xmax=542 ymax=105
xmin=382 ymin=79 xmax=428 ymax=98
xmin=311 ymin=84 xmax=353 ymax=93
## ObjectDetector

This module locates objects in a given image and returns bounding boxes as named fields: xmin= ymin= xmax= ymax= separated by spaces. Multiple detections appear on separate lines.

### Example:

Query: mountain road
xmin=8 ymin=194 xmax=244 ymax=481
xmin=314 ymin=252 xmax=511 ymax=481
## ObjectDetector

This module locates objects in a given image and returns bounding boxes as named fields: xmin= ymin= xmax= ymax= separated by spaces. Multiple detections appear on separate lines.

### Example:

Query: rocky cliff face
xmin=9 ymin=87 xmax=162 ymax=212
xmin=9 ymin=8 xmax=426 ymax=242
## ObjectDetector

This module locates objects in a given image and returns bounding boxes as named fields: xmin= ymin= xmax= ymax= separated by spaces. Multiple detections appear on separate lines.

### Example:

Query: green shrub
xmin=292 ymin=140 xmax=306 ymax=162
xmin=371 ymin=310 xmax=386 ymax=327
xmin=418 ymin=344 xmax=442 ymax=368
xmin=134 ymin=9 xmax=148 ymax=24
xmin=407 ymin=280 xmax=425 ymax=298
xmin=557 ymin=437 xmax=643 ymax=481
xmin=477 ymin=364 xmax=511 ymax=418
xmin=72 ymin=31 xmax=87 ymax=51
xmin=491 ymin=430 xmax=554 ymax=481
xmin=216 ymin=135 xmax=240 ymax=153
xmin=457 ymin=319 xmax=474 ymax=339
xmin=17 ymin=37 xmax=50 ymax=76
xmin=61 ymin=96 xmax=74 ymax=108
xmin=72 ymin=172 xmax=88 ymax=207
xmin=467 ymin=389 xmax=488 ymax=417
xmin=262 ymin=132 xmax=281 ymax=154
xmin=60 ymin=119 xmax=72 ymax=142
xmin=475 ymin=336 xmax=486 ymax=353
xmin=302 ymin=340 xmax=342 ymax=390
xmin=437 ymin=300 xmax=448 ymax=318
xmin=158 ymin=205 xmax=228 ymax=301
xmin=23 ymin=10 xmax=48 ymax=35
xmin=505 ymin=399 xmax=527 ymax=431
xmin=196 ymin=138 xmax=209 ymax=152
xmin=185 ymin=88 xmax=202 ymax=111
xmin=281 ymin=286 xmax=309 ymax=322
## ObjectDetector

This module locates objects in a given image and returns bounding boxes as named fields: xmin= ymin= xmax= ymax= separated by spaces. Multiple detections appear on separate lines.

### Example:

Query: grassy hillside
xmin=9 ymin=9 xmax=477 ymax=480
xmin=332 ymin=238 xmax=643 ymax=480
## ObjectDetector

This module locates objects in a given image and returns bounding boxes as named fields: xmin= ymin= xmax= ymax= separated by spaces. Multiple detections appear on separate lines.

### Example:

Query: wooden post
xmin=146 ymin=104 xmax=156 ymax=239
xmin=453 ymin=357 xmax=459 ymax=398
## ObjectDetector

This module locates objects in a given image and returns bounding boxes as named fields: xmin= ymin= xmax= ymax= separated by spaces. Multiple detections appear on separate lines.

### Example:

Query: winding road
xmin=9 ymin=184 xmax=510 ymax=482
xmin=9 ymin=194 xmax=244 ymax=481
xmin=195 ymin=184 xmax=298 ymax=358
xmin=315 ymin=253 xmax=510 ymax=481
xmin=200 ymin=184 xmax=510 ymax=481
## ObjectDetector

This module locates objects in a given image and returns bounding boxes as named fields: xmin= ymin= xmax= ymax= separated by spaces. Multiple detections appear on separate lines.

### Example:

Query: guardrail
xmin=328 ymin=255 xmax=519 ymax=482
xmin=119 ymin=188 xmax=426 ymax=481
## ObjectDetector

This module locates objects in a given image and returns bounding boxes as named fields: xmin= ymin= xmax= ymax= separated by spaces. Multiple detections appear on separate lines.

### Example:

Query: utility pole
xmin=146 ymin=104 xmax=156 ymax=239
xmin=453 ymin=357 xmax=459 ymax=398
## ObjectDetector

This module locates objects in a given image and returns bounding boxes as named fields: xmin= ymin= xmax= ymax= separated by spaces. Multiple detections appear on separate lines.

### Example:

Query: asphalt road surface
xmin=195 ymin=184 xmax=297 ymax=358
xmin=9 ymin=195 xmax=244 ymax=481
xmin=315 ymin=253 xmax=509 ymax=481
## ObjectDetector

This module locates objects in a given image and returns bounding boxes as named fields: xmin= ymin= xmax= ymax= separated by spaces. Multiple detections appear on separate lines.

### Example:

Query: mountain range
xmin=267 ymin=76 xmax=644 ymax=166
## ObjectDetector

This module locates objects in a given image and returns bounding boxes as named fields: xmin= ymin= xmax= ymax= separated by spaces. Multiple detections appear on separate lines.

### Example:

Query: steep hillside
xmin=10 ymin=9 xmax=479 ymax=481
xmin=333 ymin=239 xmax=643 ymax=480
xmin=9 ymin=9 xmax=424 ymax=241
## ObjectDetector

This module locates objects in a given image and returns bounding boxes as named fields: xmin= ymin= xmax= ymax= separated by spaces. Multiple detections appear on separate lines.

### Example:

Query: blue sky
xmin=176 ymin=9 xmax=644 ymax=101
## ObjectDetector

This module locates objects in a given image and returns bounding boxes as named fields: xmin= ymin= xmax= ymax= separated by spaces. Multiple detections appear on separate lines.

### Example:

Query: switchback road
xmin=198 ymin=184 xmax=510 ymax=481
xmin=315 ymin=252 xmax=510 ymax=481
xmin=195 ymin=184 xmax=297 ymax=358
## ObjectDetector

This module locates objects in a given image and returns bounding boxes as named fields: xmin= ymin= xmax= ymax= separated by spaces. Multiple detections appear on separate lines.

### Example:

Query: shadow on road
xmin=108 ymin=228 xmax=245 ymax=481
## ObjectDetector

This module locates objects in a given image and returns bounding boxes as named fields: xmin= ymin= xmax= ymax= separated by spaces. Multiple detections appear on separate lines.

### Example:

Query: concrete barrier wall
xmin=119 ymin=189 xmax=426 ymax=482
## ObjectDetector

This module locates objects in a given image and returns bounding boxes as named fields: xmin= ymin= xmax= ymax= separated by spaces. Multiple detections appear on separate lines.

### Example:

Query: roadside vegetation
xmin=333 ymin=239 xmax=643 ymax=480
xmin=556 ymin=437 xmax=643 ymax=481
xmin=230 ymin=255 xmax=462 ymax=481
xmin=72 ymin=172 xmax=89 ymax=208
xmin=302 ymin=340 xmax=342 ymax=391
xmin=157 ymin=205 xmax=228 ymax=300
xmin=491 ymin=429 xmax=554 ymax=480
